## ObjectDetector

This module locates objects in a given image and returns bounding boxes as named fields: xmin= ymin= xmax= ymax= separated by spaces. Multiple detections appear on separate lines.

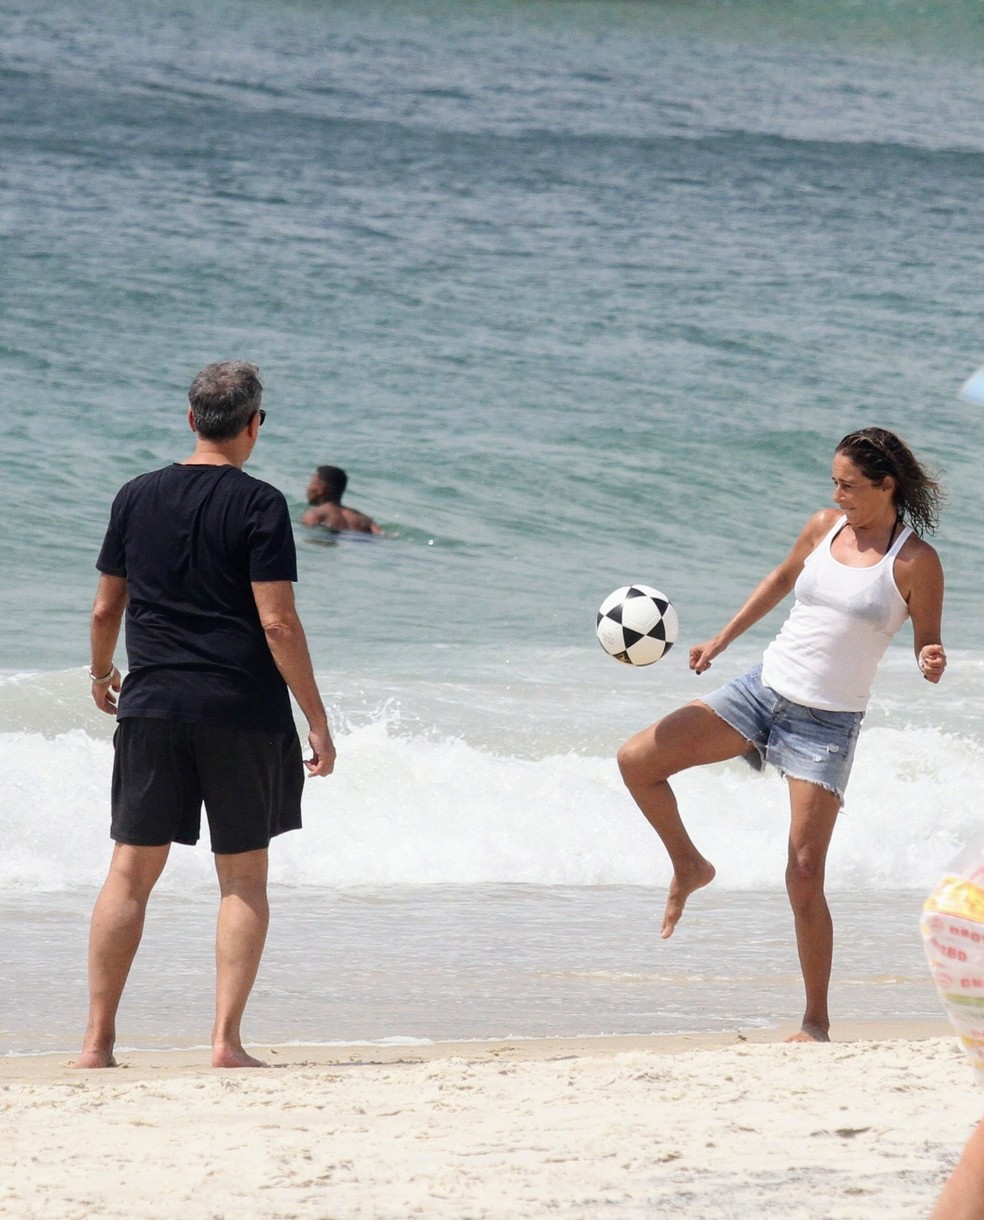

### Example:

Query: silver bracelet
xmin=88 ymin=664 xmax=116 ymax=685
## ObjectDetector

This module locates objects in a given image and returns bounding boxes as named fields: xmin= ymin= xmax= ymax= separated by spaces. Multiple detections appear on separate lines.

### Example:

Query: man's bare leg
xmin=75 ymin=843 xmax=170 ymax=1068
xmin=212 ymin=848 xmax=270 ymax=1068
xmin=784 ymin=778 xmax=840 ymax=1043
xmin=618 ymin=703 xmax=750 ymax=937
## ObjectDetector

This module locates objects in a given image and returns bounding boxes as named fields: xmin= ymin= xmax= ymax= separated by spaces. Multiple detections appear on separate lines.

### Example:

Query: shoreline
xmin=2 ymin=1022 xmax=979 ymax=1218
xmin=0 ymin=1017 xmax=956 ymax=1078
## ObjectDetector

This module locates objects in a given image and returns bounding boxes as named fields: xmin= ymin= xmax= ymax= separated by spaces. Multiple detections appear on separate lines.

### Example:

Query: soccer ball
xmin=596 ymin=585 xmax=678 ymax=666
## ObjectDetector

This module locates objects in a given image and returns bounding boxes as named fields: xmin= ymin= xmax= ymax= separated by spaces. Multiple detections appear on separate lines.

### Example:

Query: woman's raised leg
xmin=617 ymin=702 xmax=750 ymax=937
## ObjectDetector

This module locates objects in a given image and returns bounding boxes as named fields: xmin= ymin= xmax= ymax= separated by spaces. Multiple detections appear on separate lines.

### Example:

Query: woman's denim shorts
xmin=699 ymin=664 xmax=864 ymax=803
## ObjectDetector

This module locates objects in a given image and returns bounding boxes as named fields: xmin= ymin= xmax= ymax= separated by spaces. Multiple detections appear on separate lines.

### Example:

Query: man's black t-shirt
xmin=97 ymin=464 xmax=297 ymax=732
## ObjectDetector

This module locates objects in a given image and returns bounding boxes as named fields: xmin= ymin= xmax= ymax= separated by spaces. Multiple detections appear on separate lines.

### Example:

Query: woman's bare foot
xmin=661 ymin=858 xmax=716 ymax=939
xmin=785 ymin=1022 xmax=830 ymax=1043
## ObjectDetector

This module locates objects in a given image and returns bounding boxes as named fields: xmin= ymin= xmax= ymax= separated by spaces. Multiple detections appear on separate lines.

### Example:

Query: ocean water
xmin=2 ymin=0 xmax=984 ymax=1054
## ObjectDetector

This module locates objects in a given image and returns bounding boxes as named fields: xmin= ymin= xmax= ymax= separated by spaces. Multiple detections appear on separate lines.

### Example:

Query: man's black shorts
xmin=111 ymin=718 xmax=304 ymax=854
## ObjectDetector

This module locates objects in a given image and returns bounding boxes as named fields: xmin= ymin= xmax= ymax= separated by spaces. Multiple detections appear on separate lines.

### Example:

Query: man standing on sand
xmin=301 ymin=465 xmax=382 ymax=534
xmin=77 ymin=360 xmax=335 ymax=1070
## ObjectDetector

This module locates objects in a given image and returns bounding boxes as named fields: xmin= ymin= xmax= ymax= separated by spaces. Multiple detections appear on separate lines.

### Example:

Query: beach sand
xmin=1 ymin=1022 xmax=979 ymax=1219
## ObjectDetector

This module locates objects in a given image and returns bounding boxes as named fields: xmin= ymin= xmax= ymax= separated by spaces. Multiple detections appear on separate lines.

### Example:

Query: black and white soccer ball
xmin=596 ymin=585 xmax=679 ymax=666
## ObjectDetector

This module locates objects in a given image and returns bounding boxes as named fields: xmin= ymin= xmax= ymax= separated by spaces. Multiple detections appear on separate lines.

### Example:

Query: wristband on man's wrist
xmin=88 ymin=664 xmax=116 ymax=685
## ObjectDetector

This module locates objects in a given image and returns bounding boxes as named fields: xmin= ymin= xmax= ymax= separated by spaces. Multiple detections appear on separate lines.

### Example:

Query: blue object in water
xmin=958 ymin=366 xmax=984 ymax=407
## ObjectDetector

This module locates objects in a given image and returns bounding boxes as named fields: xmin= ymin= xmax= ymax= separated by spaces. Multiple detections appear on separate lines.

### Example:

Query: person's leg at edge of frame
xmin=930 ymin=1117 xmax=984 ymax=1220
xmin=617 ymin=702 xmax=751 ymax=939
xmin=75 ymin=841 xmax=171 ymax=1068
xmin=212 ymin=847 xmax=270 ymax=1068
xmin=784 ymin=777 xmax=841 ymax=1043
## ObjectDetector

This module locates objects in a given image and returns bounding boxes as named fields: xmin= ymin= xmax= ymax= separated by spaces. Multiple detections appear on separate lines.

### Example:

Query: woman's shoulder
xmin=780 ymin=509 xmax=842 ymax=570
xmin=897 ymin=529 xmax=941 ymax=565
xmin=893 ymin=530 xmax=943 ymax=599
xmin=801 ymin=508 xmax=842 ymax=544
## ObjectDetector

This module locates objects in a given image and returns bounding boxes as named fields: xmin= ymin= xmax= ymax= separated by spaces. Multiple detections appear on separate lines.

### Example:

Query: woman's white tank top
xmin=761 ymin=516 xmax=912 ymax=712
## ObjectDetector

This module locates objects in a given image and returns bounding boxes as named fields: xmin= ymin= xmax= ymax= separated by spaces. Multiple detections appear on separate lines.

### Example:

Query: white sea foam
xmin=2 ymin=703 xmax=980 ymax=894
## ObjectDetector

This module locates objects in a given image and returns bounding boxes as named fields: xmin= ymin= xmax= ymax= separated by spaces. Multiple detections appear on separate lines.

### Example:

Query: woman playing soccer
xmin=617 ymin=427 xmax=946 ymax=1042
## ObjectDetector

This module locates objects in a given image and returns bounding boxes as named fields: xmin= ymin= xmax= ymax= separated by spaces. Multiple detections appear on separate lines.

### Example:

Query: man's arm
xmin=300 ymin=503 xmax=347 ymax=530
xmin=89 ymin=574 xmax=127 ymax=714
xmin=341 ymin=507 xmax=383 ymax=535
xmin=251 ymin=580 xmax=335 ymax=776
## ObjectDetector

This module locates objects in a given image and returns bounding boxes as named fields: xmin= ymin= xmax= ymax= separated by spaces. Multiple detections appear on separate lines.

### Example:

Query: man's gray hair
xmin=188 ymin=361 xmax=263 ymax=440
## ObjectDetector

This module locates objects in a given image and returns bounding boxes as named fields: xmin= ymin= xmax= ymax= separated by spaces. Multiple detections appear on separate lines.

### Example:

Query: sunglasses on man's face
xmin=257 ymin=409 xmax=266 ymax=426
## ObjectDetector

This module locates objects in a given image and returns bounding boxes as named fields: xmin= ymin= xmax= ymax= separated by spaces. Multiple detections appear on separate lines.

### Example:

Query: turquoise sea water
xmin=2 ymin=0 xmax=984 ymax=1052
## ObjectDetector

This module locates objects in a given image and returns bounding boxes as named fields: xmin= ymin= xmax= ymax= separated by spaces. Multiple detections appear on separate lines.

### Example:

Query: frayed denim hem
xmin=774 ymin=765 xmax=847 ymax=808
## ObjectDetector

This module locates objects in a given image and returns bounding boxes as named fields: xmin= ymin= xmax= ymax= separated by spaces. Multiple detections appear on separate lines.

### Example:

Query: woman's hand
xmin=690 ymin=638 xmax=726 ymax=674
xmin=918 ymin=643 xmax=946 ymax=683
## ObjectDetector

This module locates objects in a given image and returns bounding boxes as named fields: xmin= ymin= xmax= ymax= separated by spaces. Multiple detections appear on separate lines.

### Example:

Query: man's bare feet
xmin=212 ymin=1042 xmax=269 ymax=1068
xmin=661 ymin=858 xmax=716 ymax=939
xmin=785 ymin=1022 xmax=830 ymax=1043
xmin=73 ymin=1046 xmax=118 ymax=1069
